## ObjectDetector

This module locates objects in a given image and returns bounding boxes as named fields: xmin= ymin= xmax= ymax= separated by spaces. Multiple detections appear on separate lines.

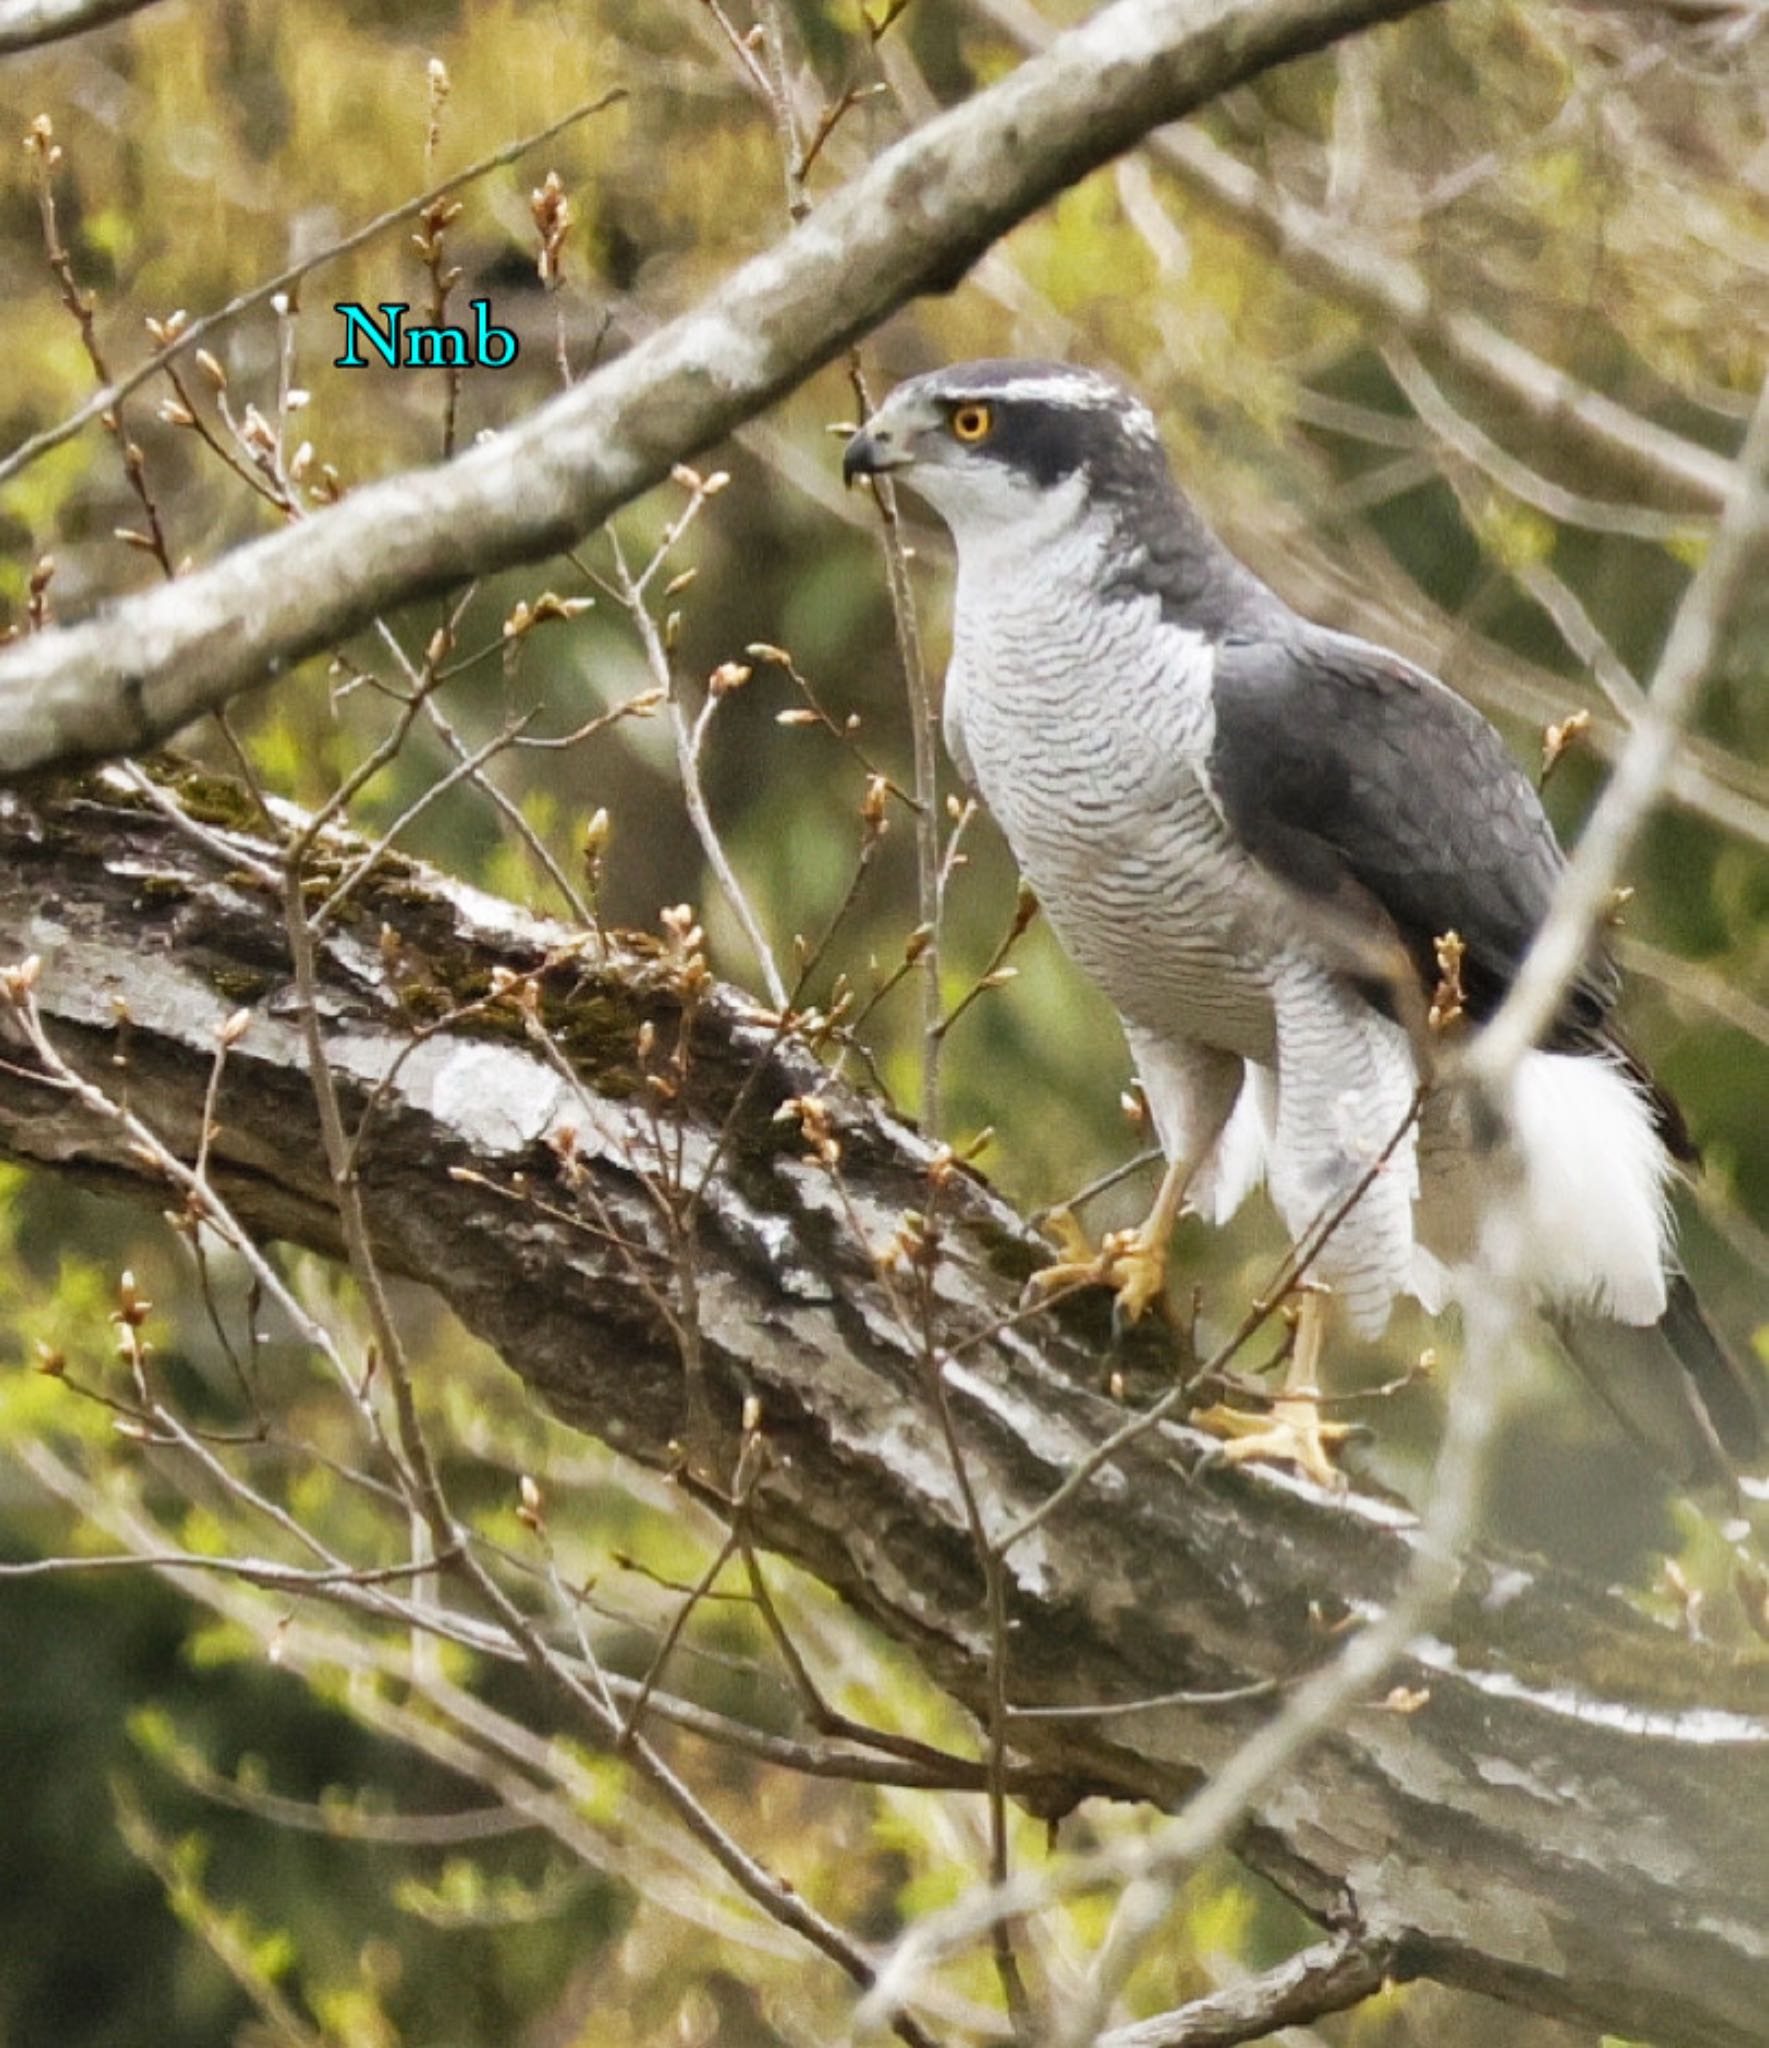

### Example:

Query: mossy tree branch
xmin=0 ymin=770 xmax=1763 ymax=2048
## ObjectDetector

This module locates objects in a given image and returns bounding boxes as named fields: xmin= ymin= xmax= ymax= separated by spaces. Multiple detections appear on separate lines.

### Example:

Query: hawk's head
xmin=842 ymin=360 xmax=1171 ymax=537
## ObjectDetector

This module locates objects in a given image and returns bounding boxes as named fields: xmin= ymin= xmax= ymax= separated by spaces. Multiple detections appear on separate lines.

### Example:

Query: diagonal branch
xmin=1094 ymin=1931 xmax=1397 ymax=2048
xmin=0 ymin=0 xmax=1440 ymax=780
xmin=0 ymin=0 xmax=167 ymax=54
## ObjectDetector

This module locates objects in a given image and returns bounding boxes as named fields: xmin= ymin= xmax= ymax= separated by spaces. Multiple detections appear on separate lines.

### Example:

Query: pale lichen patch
xmin=424 ymin=1041 xmax=576 ymax=1155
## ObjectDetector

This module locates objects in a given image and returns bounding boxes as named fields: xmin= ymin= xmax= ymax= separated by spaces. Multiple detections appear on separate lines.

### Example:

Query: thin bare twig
xmin=848 ymin=357 xmax=947 ymax=1136
xmin=609 ymin=525 xmax=790 ymax=1009
xmin=0 ymin=90 xmax=628 ymax=491
xmin=26 ymin=117 xmax=175 ymax=579
xmin=908 ymin=1169 xmax=1035 ymax=2038
xmin=1468 ymin=373 xmax=1769 ymax=1086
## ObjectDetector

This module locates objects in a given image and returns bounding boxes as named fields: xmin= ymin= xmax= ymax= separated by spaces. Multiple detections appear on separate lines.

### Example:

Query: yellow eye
xmin=950 ymin=402 xmax=994 ymax=444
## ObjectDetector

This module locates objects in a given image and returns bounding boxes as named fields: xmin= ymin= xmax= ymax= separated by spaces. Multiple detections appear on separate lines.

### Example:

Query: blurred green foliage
xmin=1 ymin=1 xmax=1765 ymax=2043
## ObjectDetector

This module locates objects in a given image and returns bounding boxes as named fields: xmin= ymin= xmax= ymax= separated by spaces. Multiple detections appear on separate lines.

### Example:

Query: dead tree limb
xmin=0 ymin=769 xmax=1764 ymax=2048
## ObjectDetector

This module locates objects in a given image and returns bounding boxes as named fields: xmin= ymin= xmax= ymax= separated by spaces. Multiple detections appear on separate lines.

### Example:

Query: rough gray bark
xmin=1 ymin=769 xmax=1765 ymax=2048
xmin=0 ymin=0 xmax=1441 ymax=775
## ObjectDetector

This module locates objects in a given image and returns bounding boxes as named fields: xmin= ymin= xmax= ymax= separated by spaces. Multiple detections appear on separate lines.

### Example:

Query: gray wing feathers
xmin=1207 ymin=629 xmax=1618 ymax=1038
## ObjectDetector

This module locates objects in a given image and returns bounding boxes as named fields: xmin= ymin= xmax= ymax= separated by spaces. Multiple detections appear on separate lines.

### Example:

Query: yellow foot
xmin=1026 ymin=1211 xmax=1170 ymax=1326
xmin=1191 ymin=1392 xmax=1353 ymax=1490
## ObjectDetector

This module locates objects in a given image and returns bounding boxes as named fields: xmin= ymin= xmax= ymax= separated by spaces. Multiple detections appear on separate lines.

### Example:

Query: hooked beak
xmin=842 ymin=424 xmax=915 ymax=487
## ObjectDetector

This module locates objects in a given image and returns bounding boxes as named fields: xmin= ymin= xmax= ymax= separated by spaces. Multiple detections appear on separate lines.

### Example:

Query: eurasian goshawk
xmin=844 ymin=359 xmax=1762 ymax=1489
